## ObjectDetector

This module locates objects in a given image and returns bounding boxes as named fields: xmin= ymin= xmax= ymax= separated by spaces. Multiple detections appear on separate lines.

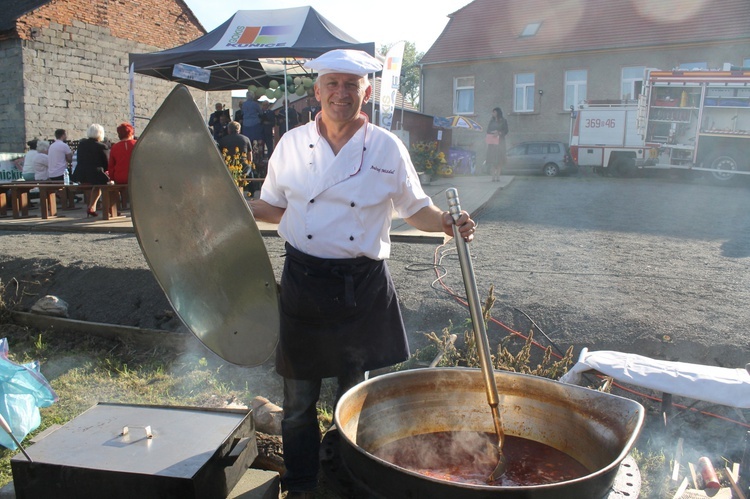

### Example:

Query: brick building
xmin=0 ymin=0 xmax=230 ymax=152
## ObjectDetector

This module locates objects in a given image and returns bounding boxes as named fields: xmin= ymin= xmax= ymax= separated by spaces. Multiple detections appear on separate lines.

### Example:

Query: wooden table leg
xmin=60 ymin=186 xmax=77 ymax=210
xmin=119 ymin=187 xmax=129 ymax=210
xmin=101 ymin=187 xmax=120 ymax=220
xmin=11 ymin=189 xmax=30 ymax=218
xmin=0 ymin=190 xmax=7 ymax=217
xmin=39 ymin=187 xmax=58 ymax=219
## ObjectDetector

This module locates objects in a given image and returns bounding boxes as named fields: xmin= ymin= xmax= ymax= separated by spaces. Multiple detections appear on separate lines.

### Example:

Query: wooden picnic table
xmin=0 ymin=182 xmax=128 ymax=220
xmin=53 ymin=182 xmax=129 ymax=220
xmin=1 ymin=181 xmax=64 ymax=219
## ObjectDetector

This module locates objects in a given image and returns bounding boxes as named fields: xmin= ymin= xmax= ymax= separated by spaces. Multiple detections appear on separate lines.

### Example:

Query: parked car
xmin=505 ymin=141 xmax=577 ymax=177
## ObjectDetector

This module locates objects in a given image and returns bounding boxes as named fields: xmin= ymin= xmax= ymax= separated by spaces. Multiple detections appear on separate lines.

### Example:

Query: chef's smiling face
xmin=315 ymin=73 xmax=372 ymax=125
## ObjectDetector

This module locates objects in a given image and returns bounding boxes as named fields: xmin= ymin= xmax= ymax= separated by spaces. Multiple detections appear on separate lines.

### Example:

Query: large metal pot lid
xmin=129 ymin=85 xmax=279 ymax=366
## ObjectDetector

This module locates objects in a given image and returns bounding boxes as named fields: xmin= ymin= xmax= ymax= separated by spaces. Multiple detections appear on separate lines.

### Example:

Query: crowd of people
xmin=209 ymin=94 xmax=308 ymax=169
xmin=12 ymin=122 xmax=137 ymax=217
xmin=210 ymin=95 xmax=310 ymax=198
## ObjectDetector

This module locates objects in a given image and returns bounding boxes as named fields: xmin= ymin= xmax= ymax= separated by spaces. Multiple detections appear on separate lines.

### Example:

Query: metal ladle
xmin=446 ymin=188 xmax=507 ymax=481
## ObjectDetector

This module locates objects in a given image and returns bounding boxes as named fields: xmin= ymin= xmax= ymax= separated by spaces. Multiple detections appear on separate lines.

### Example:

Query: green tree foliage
xmin=379 ymin=41 xmax=424 ymax=107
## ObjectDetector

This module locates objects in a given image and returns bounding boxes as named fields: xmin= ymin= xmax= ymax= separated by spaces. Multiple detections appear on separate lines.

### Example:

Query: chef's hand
xmin=442 ymin=210 xmax=476 ymax=242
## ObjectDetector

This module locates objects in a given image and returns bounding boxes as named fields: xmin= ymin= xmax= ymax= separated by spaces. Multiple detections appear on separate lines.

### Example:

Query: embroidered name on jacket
xmin=370 ymin=165 xmax=395 ymax=174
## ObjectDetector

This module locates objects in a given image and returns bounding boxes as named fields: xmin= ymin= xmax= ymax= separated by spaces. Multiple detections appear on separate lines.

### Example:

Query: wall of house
xmin=0 ymin=0 xmax=230 ymax=153
xmin=422 ymin=41 xmax=750 ymax=169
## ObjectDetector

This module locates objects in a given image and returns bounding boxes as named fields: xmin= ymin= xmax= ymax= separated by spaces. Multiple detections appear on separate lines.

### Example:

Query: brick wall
xmin=14 ymin=0 xmax=204 ymax=47
xmin=0 ymin=0 xmax=231 ymax=152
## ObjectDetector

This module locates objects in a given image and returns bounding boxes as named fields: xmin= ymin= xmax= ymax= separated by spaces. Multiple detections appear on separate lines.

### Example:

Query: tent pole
xmin=370 ymin=73 xmax=383 ymax=123
xmin=128 ymin=63 xmax=136 ymax=131
xmin=284 ymin=59 xmax=289 ymax=133
xmin=400 ymin=96 xmax=405 ymax=130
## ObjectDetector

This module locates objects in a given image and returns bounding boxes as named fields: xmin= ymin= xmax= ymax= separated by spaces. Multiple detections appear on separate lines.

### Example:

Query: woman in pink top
xmin=107 ymin=123 xmax=136 ymax=184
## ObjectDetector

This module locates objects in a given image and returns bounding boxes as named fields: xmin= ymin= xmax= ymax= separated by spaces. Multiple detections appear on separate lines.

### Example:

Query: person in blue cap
xmin=249 ymin=48 xmax=476 ymax=498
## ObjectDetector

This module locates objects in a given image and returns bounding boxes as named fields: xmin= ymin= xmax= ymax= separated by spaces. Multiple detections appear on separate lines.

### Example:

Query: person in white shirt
xmin=47 ymin=129 xmax=73 ymax=181
xmin=32 ymin=140 xmax=50 ymax=181
xmin=21 ymin=139 xmax=39 ymax=181
xmin=249 ymin=49 xmax=476 ymax=499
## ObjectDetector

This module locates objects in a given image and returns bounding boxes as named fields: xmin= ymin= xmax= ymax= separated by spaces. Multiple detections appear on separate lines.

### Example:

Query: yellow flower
xmin=222 ymin=146 xmax=248 ymax=187
xmin=410 ymin=141 xmax=443 ymax=174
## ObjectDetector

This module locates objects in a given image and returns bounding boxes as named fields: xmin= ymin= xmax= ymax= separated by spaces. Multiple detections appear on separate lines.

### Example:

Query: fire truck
xmin=637 ymin=68 xmax=750 ymax=183
xmin=569 ymin=102 xmax=648 ymax=176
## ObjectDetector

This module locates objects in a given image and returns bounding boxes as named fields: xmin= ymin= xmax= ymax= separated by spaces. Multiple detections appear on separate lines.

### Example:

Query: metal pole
xmin=283 ymin=60 xmax=289 ymax=132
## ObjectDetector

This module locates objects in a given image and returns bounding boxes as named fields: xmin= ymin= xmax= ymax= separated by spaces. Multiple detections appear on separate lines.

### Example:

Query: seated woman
xmin=22 ymin=139 xmax=39 ymax=181
xmin=108 ymin=123 xmax=136 ymax=185
xmin=32 ymin=140 xmax=50 ymax=181
xmin=72 ymin=124 xmax=109 ymax=217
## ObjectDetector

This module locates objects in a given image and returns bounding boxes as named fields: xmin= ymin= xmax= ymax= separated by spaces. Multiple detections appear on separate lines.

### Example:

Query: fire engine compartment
xmin=641 ymin=69 xmax=750 ymax=174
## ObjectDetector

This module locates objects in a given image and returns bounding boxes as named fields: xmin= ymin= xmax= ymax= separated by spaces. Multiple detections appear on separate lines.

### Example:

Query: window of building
xmin=453 ymin=76 xmax=474 ymax=115
xmin=564 ymin=69 xmax=587 ymax=110
xmin=621 ymin=66 xmax=645 ymax=101
xmin=678 ymin=62 xmax=708 ymax=70
xmin=514 ymin=73 xmax=535 ymax=113
xmin=520 ymin=22 xmax=541 ymax=37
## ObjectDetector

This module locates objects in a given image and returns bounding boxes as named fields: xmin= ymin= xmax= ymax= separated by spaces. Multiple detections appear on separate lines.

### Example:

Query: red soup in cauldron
xmin=371 ymin=431 xmax=590 ymax=487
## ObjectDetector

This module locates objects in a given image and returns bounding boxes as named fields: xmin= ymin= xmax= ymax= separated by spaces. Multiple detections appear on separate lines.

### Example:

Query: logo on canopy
xmin=214 ymin=9 xmax=307 ymax=51
xmin=227 ymin=25 xmax=296 ymax=48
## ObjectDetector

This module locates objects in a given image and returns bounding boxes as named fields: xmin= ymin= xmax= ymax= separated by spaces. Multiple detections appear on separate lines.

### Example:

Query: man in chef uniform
xmin=249 ymin=49 xmax=476 ymax=498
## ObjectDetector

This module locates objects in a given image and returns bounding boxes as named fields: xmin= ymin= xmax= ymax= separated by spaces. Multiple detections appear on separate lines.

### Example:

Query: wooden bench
xmin=6 ymin=182 xmax=64 ymax=219
xmin=61 ymin=183 xmax=92 ymax=210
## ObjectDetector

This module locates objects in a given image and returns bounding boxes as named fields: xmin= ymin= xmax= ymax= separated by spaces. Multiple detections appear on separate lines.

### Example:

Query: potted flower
xmin=410 ymin=141 xmax=441 ymax=184
xmin=221 ymin=147 xmax=251 ymax=189
xmin=435 ymin=152 xmax=454 ymax=177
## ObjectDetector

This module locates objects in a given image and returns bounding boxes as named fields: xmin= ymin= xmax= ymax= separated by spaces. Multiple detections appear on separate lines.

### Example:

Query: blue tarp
xmin=0 ymin=338 xmax=57 ymax=450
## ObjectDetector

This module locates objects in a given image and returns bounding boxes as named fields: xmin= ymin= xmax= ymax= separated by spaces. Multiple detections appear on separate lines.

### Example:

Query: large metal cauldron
xmin=334 ymin=368 xmax=644 ymax=498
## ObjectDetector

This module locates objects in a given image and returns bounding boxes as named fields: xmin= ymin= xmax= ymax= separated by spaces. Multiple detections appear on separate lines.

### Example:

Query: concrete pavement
xmin=0 ymin=175 xmax=511 ymax=242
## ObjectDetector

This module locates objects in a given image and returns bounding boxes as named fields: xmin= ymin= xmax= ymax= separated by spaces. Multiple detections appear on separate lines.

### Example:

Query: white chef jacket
xmin=260 ymin=114 xmax=432 ymax=260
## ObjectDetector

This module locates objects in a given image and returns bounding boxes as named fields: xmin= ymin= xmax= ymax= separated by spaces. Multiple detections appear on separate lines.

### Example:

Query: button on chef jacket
xmin=260 ymin=114 xmax=432 ymax=260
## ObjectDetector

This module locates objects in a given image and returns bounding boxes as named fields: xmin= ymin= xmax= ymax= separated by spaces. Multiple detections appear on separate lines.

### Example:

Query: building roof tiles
xmin=421 ymin=0 xmax=750 ymax=65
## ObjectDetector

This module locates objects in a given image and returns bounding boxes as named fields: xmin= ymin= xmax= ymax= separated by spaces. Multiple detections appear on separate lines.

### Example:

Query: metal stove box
xmin=10 ymin=402 xmax=257 ymax=499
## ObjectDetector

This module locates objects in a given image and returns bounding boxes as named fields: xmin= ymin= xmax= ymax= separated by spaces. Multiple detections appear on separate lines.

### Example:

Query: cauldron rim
xmin=334 ymin=367 xmax=645 ymax=493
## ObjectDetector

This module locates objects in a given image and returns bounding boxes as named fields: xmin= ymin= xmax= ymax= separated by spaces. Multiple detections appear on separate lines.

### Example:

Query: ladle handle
xmin=446 ymin=188 xmax=504 ymax=442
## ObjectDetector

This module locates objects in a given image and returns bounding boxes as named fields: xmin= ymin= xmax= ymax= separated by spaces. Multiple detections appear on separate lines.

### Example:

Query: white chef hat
xmin=304 ymin=49 xmax=382 ymax=77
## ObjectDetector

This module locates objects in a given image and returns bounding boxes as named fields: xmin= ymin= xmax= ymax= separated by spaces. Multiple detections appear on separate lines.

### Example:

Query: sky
xmin=181 ymin=0 xmax=472 ymax=53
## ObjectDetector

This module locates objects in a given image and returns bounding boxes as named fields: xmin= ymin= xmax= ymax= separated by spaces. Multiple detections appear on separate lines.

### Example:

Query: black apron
xmin=276 ymin=243 xmax=409 ymax=379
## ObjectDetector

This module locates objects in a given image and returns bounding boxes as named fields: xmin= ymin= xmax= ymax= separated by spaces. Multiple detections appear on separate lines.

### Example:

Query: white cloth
xmin=260 ymin=115 xmax=431 ymax=260
xmin=560 ymin=348 xmax=750 ymax=409
xmin=22 ymin=150 xmax=38 ymax=175
xmin=32 ymin=153 xmax=49 ymax=181
xmin=47 ymin=140 xmax=72 ymax=178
